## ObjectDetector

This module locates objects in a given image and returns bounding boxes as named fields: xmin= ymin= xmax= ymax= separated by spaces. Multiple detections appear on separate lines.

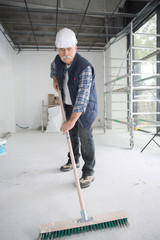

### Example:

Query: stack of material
xmin=48 ymin=94 xmax=60 ymax=107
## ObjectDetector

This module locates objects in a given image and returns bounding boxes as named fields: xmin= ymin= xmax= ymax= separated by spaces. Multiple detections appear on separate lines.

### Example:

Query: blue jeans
xmin=65 ymin=104 xmax=95 ymax=177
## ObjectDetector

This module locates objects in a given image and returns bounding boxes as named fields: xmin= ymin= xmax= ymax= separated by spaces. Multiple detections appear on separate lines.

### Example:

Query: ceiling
xmin=0 ymin=0 xmax=160 ymax=52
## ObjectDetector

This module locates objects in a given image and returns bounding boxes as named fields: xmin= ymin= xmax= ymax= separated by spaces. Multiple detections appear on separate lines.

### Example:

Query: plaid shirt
xmin=50 ymin=60 xmax=92 ymax=113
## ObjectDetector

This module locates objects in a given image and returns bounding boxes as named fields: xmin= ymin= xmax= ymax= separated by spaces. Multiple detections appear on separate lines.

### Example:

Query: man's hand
xmin=62 ymin=112 xmax=82 ymax=135
xmin=62 ymin=119 xmax=75 ymax=135
xmin=53 ymin=76 xmax=59 ymax=91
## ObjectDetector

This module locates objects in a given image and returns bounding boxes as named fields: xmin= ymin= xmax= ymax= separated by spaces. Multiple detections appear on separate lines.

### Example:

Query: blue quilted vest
xmin=55 ymin=53 xmax=97 ymax=127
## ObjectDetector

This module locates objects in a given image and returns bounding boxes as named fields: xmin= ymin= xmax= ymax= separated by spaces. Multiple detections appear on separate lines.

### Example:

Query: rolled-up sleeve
xmin=50 ymin=60 xmax=56 ymax=78
xmin=73 ymin=66 xmax=92 ymax=113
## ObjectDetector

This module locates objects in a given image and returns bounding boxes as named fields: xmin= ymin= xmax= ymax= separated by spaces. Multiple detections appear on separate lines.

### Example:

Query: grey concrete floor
xmin=0 ymin=129 xmax=160 ymax=240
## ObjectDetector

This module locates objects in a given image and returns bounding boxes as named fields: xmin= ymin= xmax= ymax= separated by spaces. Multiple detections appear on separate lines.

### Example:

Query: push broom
xmin=38 ymin=89 xmax=128 ymax=240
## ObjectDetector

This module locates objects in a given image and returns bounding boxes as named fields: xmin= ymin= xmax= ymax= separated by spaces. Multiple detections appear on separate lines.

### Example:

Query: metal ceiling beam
xmin=10 ymin=40 xmax=106 ymax=46
xmin=2 ymin=30 xmax=115 ymax=38
xmin=13 ymin=46 xmax=105 ymax=51
xmin=55 ymin=0 xmax=58 ymax=36
xmin=89 ymin=0 xmax=125 ymax=50
xmin=55 ymin=0 xmax=58 ymax=50
xmin=0 ymin=21 xmax=123 ymax=30
xmin=24 ymin=0 xmax=38 ymax=50
xmin=76 ymin=0 xmax=91 ymax=38
xmin=0 ymin=5 xmax=135 ymax=18
xmin=106 ymin=0 xmax=125 ymax=24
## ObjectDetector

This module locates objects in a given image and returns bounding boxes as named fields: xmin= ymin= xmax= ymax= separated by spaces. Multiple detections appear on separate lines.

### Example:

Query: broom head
xmin=38 ymin=210 xmax=128 ymax=239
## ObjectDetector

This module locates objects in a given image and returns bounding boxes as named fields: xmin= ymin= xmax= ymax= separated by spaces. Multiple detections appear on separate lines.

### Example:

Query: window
xmin=133 ymin=14 xmax=158 ymax=132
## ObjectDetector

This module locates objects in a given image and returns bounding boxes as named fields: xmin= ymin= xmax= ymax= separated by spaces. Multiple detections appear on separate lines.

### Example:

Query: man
xmin=50 ymin=28 xmax=97 ymax=188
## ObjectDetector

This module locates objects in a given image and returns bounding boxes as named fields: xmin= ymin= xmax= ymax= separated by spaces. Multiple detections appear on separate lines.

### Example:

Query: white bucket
xmin=0 ymin=139 xmax=7 ymax=155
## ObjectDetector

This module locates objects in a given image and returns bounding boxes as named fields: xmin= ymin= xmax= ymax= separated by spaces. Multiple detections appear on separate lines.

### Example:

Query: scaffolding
xmin=104 ymin=20 xmax=160 ymax=149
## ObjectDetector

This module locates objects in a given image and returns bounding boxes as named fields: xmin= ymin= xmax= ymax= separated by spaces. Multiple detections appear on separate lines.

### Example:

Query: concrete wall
xmin=0 ymin=27 xmax=16 ymax=134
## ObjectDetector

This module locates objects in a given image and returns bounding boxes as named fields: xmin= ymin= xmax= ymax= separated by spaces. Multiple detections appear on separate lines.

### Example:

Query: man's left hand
xmin=62 ymin=120 xmax=75 ymax=135
xmin=62 ymin=112 xmax=82 ymax=135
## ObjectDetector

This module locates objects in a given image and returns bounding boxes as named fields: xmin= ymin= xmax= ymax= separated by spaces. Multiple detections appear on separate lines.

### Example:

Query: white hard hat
xmin=55 ymin=28 xmax=78 ymax=48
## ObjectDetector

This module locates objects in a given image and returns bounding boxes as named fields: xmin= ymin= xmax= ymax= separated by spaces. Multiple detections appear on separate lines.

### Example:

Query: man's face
xmin=58 ymin=46 xmax=77 ymax=65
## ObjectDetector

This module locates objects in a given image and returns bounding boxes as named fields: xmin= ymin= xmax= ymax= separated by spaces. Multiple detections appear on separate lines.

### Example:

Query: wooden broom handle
xmin=57 ymin=89 xmax=86 ymax=212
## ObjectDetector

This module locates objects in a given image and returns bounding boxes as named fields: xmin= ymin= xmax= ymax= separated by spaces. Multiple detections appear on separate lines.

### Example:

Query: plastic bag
xmin=46 ymin=106 xmax=62 ymax=132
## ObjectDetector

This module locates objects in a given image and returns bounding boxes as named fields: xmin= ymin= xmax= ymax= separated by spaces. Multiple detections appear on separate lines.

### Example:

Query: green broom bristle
xmin=39 ymin=218 xmax=128 ymax=240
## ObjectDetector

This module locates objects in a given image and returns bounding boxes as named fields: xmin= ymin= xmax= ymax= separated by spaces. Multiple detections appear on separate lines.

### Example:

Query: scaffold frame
xmin=104 ymin=16 xmax=160 ymax=149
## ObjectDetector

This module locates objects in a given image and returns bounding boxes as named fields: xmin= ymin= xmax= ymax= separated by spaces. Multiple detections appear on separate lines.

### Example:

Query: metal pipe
xmin=133 ymin=112 xmax=160 ymax=115
xmin=133 ymin=32 xmax=160 ymax=37
xmin=130 ymin=22 xmax=134 ymax=149
xmin=105 ymin=73 xmax=130 ymax=85
xmin=106 ymin=118 xmax=130 ymax=126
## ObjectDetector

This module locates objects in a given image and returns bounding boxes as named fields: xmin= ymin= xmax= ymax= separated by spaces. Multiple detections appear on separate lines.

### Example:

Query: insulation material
xmin=46 ymin=106 xmax=62 ymax=132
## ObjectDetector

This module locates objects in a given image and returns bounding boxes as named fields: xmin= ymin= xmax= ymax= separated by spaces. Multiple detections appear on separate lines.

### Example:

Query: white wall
xmin=0 ymin=26 xmax=16 ymax=134
xmin=14 ymin=51 xmax=56 ymax=130
xmin=14 ymin=50 xmax=104 ymax=130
